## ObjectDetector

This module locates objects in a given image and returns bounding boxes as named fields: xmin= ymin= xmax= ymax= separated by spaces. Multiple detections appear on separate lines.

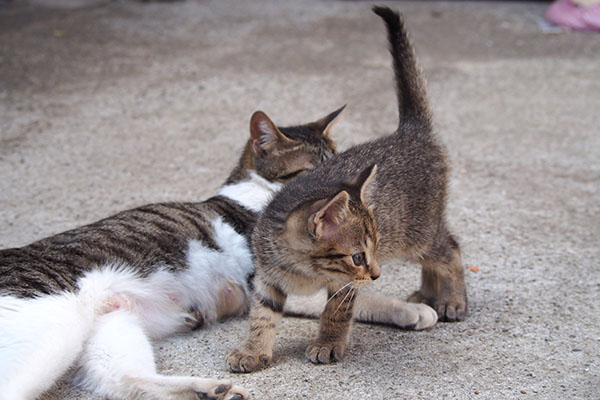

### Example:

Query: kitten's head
xmin=284 ymin=164 xmax=381 ymax=287
xmin=247 ymin=106 xmax=344 ymax=183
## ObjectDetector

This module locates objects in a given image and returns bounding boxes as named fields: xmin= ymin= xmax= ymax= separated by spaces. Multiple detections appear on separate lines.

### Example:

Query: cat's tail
xmin=372 ymin=6 xmax=432 ymax=129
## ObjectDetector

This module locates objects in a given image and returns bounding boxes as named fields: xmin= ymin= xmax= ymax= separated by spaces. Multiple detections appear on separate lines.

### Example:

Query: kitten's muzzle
xmin=369 ymin=262 xmax=381 ymax=280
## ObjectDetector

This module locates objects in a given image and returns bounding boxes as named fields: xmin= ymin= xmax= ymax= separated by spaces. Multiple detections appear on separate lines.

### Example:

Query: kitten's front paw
xmin=226 ymin=349 xmax=270 ymax=373
xmin=305 ymin=340 xmax=345 ymax=364
xmin=391 ymin=301 xmax=438 ymax=330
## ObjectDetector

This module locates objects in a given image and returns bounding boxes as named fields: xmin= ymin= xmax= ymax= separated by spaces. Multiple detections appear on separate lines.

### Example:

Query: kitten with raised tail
xmin=0 ymin=108 xmax=343 ymax=400
xmin=227 ymin=6 xmax=464 ymax=373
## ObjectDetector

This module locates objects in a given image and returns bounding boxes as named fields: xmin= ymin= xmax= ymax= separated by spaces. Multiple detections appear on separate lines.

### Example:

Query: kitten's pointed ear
xmin=313 ymin=104 xmax=346 ymax=136
xmin=309 ymin=191 xmax=351 ymax=240
xmin=250 ymin=111 xmax=295 ymax=158
xmin=349 ymin=164 xmax=378 ymax=206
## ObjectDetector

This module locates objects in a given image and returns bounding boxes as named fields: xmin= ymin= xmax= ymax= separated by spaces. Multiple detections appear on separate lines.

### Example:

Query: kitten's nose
xmin=369 ymin=262 xmax=381 ymax=280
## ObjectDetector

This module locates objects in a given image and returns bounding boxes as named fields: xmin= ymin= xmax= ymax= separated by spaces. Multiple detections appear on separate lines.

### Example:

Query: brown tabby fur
xmin=0 ymin=108 xmax=344 ymax=400
xmin=227 ymin=6 xmax=466 ymax=373
xmin=0 ymin=108 xmax=341 ymax=301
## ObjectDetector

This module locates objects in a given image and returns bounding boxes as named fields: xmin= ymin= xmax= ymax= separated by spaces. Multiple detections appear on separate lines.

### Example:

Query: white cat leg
xmin=74 ymin=310 xmax=249 ymax=400
xmin=127 ymin=375 xmax=250 ymax=400
xmin=0 ymin=294 xmax=95 ymax=399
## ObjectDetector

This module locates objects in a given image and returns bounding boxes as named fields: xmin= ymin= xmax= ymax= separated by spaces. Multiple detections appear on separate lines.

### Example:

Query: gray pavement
xmin=1 ymin=0 xmax=599 ymax=399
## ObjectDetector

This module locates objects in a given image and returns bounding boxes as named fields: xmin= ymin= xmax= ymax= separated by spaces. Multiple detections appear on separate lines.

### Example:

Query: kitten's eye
xmin=279 ymin=170 xmax=303 ymax=180
xmin=351 ymin=252 xmax=365 ymax=267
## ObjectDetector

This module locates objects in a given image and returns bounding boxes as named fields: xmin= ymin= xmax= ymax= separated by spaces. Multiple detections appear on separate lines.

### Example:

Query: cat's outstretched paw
xmin=305 ymin=340 xmax=345 ymax=364
xmin=390 ymin=301 xmax=437 ymax=330
xmin=183 ymin=309 xmax=206 ymax=331
xmin=226 ymin=349 xmax=270 ymax=373
xmin=408 ymin=290 xmax=467 ymax=322
xmin=195 ymin=381 xmax=250 ymax=400
xmin=223 ymin=385 xmax=251 ymax=400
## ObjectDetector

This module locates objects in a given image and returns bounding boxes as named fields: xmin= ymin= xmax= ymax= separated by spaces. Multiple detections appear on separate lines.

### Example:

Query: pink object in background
xmin=545 ymin=0 xmax=600 ymax=31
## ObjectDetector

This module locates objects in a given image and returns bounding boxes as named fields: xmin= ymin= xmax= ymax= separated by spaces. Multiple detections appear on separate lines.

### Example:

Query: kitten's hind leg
xmin=408 ymin=232 xmax=467 ymax=322
xmin=75 ymin=310 xmax=249 ymax=400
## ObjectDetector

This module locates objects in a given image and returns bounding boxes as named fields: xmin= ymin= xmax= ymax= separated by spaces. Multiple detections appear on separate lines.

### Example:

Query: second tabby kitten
xmin=0 ymin=109 xmax=341 ymax=400
xmin=227 ymin=6 xmax=465 ymax=373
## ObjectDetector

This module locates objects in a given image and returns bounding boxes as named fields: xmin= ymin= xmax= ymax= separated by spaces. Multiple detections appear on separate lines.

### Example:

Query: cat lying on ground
xmin=0 ymin=105 xmax=436 ymax=400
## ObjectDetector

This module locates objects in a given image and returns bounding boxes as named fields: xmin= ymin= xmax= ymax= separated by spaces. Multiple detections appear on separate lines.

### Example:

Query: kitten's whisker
xmin=346 ymin=289 xmax=357 ymax=311
xmin=333 ymin=286 xmax=355 ymax=315
xmin=326 ymin=281 xmax=353 ymax=305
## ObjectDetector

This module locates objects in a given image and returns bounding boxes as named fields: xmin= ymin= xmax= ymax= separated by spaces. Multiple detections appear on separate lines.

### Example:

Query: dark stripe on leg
xmin=255 ymin=293 xmax=284 ymax=313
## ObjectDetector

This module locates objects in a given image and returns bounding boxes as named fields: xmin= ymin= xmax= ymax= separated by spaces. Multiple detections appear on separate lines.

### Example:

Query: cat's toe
xmin=408 ymin=303 xmax=438 ymax=330
xmin=225 ymin=385 xmax=251 ymax=400
xmin=389 ymin=300 xmax=437 ymax=330
xmin=408 ymin=290 xmax=467 ymax=322
xmin=196 ymin=380 xmax=251 ymax=400
xmin=195 ymin=380 xmax=232 ymax=400
xmin=435 ymin=300 xmax=467 ymax=322
xmin=226 ymin=349 xmax=269 ymax=373
xmin=184 ymin=310 xmax=205 ymax=331
xmin=305 ymin=341 xmax=344 ymax=364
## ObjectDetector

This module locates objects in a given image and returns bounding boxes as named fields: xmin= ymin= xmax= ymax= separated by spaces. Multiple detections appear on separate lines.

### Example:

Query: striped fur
xmin=0 ymin=108 xmax=341 ymax=400
xmin=228 ymin=7 xmax=456 ymax=373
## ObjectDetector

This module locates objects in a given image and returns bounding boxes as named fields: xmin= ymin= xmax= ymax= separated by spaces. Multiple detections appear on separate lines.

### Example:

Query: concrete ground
xmin=1 ymin=0 xmax=599 ymax=399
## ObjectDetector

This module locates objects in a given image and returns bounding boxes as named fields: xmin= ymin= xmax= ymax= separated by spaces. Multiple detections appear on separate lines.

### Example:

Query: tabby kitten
xmin=227 ymin=6 xmax=465 ymax=373
xmin=0 ymin=108 xmax=342 ymax=400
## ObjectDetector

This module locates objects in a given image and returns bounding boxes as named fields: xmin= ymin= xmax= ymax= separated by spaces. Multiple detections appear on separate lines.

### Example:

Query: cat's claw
xmin=305 ymin=340 xmax=345 ymax=364
xmin=226 ymin=349 xmax=270 ymax=373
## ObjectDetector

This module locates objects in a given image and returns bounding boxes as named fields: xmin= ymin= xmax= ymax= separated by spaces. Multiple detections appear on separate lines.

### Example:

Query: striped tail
xmin=372 ymin=6 xmax=432 ymax=128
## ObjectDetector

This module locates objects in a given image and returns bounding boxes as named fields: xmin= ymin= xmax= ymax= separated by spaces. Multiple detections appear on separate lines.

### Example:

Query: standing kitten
xmin=227 ymin=6 xmax=464 ymax=373
xmin=0 ymin=108 xmax=342 ymax=400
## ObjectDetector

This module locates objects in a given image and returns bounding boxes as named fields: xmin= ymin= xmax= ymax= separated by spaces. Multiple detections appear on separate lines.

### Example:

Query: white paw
xmin=391 ymin=301 xmax=438 ymax=330
xmin=192 ymin=379 xmax=251 ymax=400
xmin=226 ymin=385 xmax=251 ymax=400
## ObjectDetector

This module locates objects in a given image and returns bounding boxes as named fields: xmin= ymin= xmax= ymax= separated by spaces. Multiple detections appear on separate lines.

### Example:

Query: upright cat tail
xmin=372 ymin=6 xmax=432 ymax=129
